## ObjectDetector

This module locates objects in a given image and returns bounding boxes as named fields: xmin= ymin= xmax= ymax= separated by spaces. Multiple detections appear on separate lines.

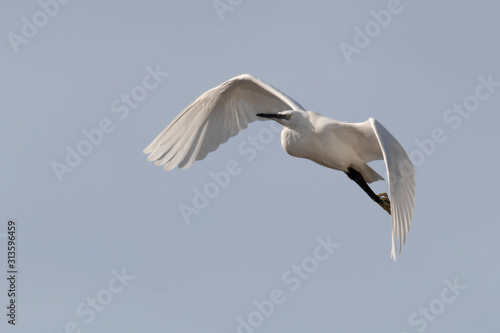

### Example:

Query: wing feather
xmin=315 ymin=118 xmax=415 ymax=259
xmin=144 ymin=74 xmax=304 ymax=170
xmin=369 ymin=118 xmax=416 ymax=260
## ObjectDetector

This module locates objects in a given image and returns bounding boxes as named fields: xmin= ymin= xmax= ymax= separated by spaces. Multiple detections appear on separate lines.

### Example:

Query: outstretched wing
xmin=369 ymin=118 xmax=416 ymax=260
xmin=144 ymin=74 xmax=304 ymax=170
xmin=311 ymin=117 xmax=415 ymax=260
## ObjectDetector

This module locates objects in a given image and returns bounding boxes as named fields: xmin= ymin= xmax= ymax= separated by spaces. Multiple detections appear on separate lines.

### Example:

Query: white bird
xmin=144 ymin=74 xmax=416 ymax=260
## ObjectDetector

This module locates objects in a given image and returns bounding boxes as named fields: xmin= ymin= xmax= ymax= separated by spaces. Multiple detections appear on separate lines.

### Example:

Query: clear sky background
xmin=1 ymin=0 xmax=499 ymax=332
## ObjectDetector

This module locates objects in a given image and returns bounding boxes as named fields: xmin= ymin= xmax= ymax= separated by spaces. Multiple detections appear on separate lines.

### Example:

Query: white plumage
xmin=144 ymin=74 xmax=416 ymax=260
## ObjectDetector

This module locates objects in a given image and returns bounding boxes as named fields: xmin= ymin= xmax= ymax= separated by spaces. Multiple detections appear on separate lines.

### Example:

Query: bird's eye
xmin=288 ymin=114 xmax=293 ymax=119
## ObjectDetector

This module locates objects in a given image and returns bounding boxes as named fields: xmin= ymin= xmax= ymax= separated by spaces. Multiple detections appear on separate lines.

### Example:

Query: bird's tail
xmin=359 ymin=164 xmax=384 ymax=184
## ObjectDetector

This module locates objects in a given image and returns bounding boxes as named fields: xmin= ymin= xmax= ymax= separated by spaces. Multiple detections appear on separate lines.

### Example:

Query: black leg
xmin=345 ymin=167 xmax=384 ymax=204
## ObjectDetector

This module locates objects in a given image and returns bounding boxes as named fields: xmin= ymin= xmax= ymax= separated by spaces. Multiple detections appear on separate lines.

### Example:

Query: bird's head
xmin=256 ymin=110 xmax=306 ymax=129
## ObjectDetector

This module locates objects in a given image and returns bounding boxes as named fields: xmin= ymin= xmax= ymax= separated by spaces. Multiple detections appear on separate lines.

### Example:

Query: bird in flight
xmin=144 ymin=74 xmax=415 ymax=260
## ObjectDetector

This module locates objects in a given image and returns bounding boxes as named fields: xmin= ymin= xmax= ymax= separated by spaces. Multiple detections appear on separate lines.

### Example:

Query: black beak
xmin=256 ymin=113 xmax=287 ymax=120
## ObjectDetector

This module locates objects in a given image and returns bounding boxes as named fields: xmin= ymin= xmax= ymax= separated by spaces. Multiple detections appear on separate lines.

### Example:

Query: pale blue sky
xmin=1 ymin=1 xmax=499 ymax=332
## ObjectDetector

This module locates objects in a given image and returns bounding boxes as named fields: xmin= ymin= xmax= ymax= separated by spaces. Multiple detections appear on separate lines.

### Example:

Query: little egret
xmin=144 ymin=74 xmax=415 ymax=260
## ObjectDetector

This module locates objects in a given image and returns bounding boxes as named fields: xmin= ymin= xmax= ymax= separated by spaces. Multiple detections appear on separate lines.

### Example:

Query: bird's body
xmin=280 ymin=112 xmax=383 ymax=184
xmin=144 ymin=74 xmax=415 ymax=260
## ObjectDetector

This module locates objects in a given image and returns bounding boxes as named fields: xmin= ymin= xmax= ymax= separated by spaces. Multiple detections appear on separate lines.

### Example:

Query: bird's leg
xmin=345 ymin=167 xmax=391 ymax=215
xmin=376 ymin=192 xmax=391 ymax=215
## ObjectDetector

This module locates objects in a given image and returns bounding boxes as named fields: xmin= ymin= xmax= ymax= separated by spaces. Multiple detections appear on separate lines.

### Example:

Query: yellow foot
xmin=376 ymin=192 xmax=391 ymax=215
